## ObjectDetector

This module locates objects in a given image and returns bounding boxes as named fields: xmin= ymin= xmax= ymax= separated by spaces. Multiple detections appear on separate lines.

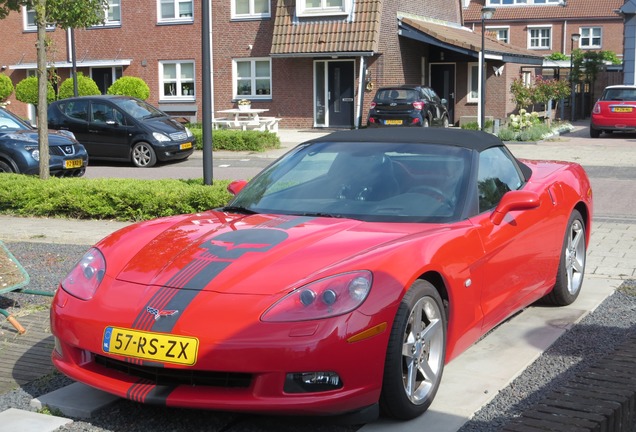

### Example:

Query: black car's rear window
xmin=375 ymin=89 xmax=420 ymax=103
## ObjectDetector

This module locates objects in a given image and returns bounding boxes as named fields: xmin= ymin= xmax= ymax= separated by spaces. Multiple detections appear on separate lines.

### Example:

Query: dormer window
xmin=297 ymin=0 xmax=351 ymax=17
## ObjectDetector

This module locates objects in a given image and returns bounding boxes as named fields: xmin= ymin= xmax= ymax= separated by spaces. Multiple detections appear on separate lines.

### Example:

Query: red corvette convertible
xmin=51 ymin=128 xmax=592 ymax=421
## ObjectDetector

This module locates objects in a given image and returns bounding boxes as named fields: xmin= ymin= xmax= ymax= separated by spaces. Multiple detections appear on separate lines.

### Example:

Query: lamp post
xmin=569 ymin=33 xmax=581 ymax=122
xmin=480 ymin=7 xmax=495 ymax=131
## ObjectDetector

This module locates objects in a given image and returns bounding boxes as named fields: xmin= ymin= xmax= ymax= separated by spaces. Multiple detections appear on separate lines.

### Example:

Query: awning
xmin=398 ymin=14 xmax=544 ymax=66
xmin=9 ymin=59 xmax=132 ymax=70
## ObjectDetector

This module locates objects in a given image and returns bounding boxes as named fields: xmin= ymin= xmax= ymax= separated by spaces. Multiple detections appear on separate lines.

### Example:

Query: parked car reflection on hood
xmin=47 ymin=95 xmax=195 ymax=168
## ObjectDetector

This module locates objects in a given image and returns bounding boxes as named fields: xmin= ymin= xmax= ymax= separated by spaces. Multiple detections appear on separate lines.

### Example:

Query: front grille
xmin=50 ymin=145 xmax=76 ymax=156
xmin=169 ymin=132 xmax=188 ymax=141
xmin=95 ymin=354 xmax=253 ymax=388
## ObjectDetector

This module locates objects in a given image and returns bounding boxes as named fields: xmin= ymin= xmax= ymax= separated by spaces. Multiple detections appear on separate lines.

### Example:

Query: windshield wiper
xmin=298 ymin=212 xmax=344 ymax=218
xmin=221 ymin=205 xmax=258 ymax=214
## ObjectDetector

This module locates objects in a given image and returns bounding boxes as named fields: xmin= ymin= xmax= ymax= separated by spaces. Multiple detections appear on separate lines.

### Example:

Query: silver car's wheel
xmin=442 ymin=116 xmax=449 ymax=128
xmin=131 ymin=142 xmax=157 ymax=168
xmin=544 ymin=209 xmax=586 ymax=306
xmin=381 ymin=280 xmax=446 ymax=420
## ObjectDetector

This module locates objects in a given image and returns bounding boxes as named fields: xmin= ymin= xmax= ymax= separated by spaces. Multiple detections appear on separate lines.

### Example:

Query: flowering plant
xmin=508 ymin=109 xmax=541 ymax=131
xmin=238 ymin=99 xmax=251 ymax=106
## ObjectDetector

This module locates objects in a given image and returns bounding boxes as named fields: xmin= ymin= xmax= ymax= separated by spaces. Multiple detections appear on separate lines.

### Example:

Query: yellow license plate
xmin=612 ymin=107 xmax=633 ymax=113
xmin=384 ymin=119 xmax=403 ymax=125
xmin=180 ymin=142 xmax=193 ymax=150
xmin=103 ymin=326 xmax=199 ymax=366
xmin=64 ymin=159 xmax=83 ymax=169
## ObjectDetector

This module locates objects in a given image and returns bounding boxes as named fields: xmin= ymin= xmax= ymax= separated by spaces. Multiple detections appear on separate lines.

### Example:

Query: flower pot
xmin=238 ymin=105 xmax=251 ymax=111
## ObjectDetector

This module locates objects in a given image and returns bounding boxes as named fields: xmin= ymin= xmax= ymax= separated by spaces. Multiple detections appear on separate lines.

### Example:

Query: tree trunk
xmin=36 ymin=0 xmax=50 ymax=180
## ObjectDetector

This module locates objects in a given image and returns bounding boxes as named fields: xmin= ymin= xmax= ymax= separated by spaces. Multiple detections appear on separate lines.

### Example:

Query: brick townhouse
xmin=464 ymin=0 xmax=625 ymax=120
xmin=1 ymin=0 xmax=546 ymax=129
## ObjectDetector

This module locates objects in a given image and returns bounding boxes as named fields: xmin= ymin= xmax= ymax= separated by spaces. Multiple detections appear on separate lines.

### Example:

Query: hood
xmin=114 ymin=212 xmax=445 ymax=296
xmin=1 ymin=129 xmax=77 ymax=146
xmin=142 ymin=115 xmax=186 ymax=135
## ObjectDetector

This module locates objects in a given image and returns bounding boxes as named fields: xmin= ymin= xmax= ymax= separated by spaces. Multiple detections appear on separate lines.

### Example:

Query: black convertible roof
xmin=307 ymin=127 xmax=504 ymax=153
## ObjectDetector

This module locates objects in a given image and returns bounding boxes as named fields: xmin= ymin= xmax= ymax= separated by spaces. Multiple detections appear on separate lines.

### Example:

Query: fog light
xmin=284 ymin=371 xmax=343 ymax=393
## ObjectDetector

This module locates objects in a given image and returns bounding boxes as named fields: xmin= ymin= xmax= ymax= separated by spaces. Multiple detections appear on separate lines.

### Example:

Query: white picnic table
xmin=213 ymin=108 xmax=280 ymax=133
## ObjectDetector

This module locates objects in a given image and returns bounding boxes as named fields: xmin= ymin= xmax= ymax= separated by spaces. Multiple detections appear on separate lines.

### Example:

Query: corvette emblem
xmin=146 ymin=306 xmax=178 ymax=320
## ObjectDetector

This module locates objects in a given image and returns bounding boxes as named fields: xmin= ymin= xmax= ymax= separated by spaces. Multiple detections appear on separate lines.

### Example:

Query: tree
xmin=15 ymin=75 xmax=55 ymax=105
xmin=0 ymin=73 xmax=14 ymax=103
xmin=0 ymin=0 xmax=106 ymax=179
xmin=107 ymin=76 xmax=150 ymax=100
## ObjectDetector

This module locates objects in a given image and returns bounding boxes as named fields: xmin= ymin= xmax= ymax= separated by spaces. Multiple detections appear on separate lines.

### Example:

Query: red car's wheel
xmin=590 ymin=127 xmax=600 ymax=138
xmin=544 ymin=209 xmax=586 ymax=306
xmin=380 ymin=280 xmax=446 ymax=420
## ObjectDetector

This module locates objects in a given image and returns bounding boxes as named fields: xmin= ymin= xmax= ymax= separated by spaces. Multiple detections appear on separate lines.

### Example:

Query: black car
xmin=47 ymin=95 xmax=195 ymax=167
xmin=0 ymin=107 xmax=87 ymax=176
xmin=367 ymin=85 xmax=449 ymax=128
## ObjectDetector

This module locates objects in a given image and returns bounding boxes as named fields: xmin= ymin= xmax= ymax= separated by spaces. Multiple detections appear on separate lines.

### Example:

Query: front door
xmin=430 ymin=64 xmax=456 ymax=125
xmin=314 ymin=60 xmax=355 ymax=128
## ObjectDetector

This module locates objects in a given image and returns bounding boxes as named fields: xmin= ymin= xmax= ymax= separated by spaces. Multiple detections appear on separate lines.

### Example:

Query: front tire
xmin=131 ymin=142 xmax=157 ymax=168
xmin=0 ymin=160 xmax=14 ymax=173
xmin=422 ymin=117 xmax=430 ymax=128
xmin=380 ymin=280 xmax=446 ymax=420
xmin=442 ymin=116 xmax=449 ymax=128
xmin=543 ymin=209 xmax=586 ymax=306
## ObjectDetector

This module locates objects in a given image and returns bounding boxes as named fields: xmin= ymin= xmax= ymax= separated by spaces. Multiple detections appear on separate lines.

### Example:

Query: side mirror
xmin=227 ymin=180 xmax=248 ymax=196
xmin=490 ymin=190 xmax=540 ymax=225
xmin=441 ymin=98 xmax=448 ymax=105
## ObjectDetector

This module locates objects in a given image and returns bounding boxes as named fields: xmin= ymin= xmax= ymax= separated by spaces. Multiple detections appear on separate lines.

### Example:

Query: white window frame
xmin=22 ymin=6 xmax=55 ymax=31
xmin=159 ymin=61 xmax=196 ymax=100
xmin=527 ymin=25 xmax=552 ymax=50
xmin=157 ymin=0 xmax=194 ymax=24
xmin=487 ymin=0 xmax=561 ymax=5
xmin=91 ymin=0 xmax=121 ymax=27
xmin=233 ymin=58 xmax=272 ymax=99
xmin=296 ymin=0 xmax=351 ymax=18
xmin=579 ymin=27 xmax=602 ymax=49
xmin=487 ymin=26 xmax=510 ymax=43
xmin=468 ymin=62 xmax=479 ymax=103
xmin=231 ymin=0 xmax=271 ymax=20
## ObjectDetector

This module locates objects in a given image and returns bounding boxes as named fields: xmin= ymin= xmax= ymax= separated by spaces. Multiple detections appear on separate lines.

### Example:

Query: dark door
xmin=430 ymin=64 xmax=456 ymax=125
xmin=328 ymin=62 xmax=355 ymax=128
xmin=92 ymin=68 xmax=113 ymax=95
xmin=87 ymin=101 xmax=131 ymax=159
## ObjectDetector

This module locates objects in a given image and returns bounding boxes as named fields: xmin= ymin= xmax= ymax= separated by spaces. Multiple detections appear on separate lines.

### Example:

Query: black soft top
xmin=306 ymin=127 xmax=505 ymax=153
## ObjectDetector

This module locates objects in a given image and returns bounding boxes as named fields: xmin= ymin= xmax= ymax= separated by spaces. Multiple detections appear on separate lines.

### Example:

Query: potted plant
xmin=238 ymin=98 xmax=251 ymax=111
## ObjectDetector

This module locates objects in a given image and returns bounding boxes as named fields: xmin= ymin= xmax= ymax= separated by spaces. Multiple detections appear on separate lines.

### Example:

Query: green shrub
xmin=57 ymin=73 xmax=101 ymax=99
xmin=15 ymin=76 xmax=55 ymax=105
xmin=0 ymin=175 xmax=233 ymax=222
xmin=460 ymin=120 xmax=493 ymax=132
xmin=107 ymin=76 xmax=150 ymax=100
xmin=497 ymin=127 xmax=517 ymax=141
xmin=187 ymin=124 xmax=281 ymax=152
xmin=0 ymin=74 xmax=14 ymax=102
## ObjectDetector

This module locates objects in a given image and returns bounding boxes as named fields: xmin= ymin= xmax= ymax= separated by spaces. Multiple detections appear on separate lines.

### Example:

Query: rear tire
xmin=590 ymin=127 xmax=600 ymax=138
xmin=380 ymin=280 xmax=446 ymax=420
xmin=131 ymin=142 xmax=157 ymax=168
xmin=442 ymin=116 xmax=449 ymax=128
xmin=543 ymin=209 xmax=586 ymax=306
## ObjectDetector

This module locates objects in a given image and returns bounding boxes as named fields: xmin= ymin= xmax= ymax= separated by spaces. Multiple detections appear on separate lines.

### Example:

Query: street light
xmin=480 ymin=6 xmax=495 ymax=131
xmin=569 ymin=33 xmax=581 ymax=122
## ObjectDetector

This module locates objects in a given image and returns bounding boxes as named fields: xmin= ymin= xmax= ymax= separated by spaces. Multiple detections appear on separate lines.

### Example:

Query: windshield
xmin=229 ymin=141 xmax=472 ymax=223
xmin=0 ymin=109 xmax=30 ymax=131
xmin=112 ymin=98 xmax=165 ymax=120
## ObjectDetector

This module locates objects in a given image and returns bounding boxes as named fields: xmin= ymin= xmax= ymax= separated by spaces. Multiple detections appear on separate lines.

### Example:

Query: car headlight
xmin=61 ymin=248 xmax=106 ymax=300
xmin=152 ymin=132 xmax=171 ymax=142
xmin=5 ymin=133 xmax=37 ymax=143
xmin=185 ymin=127 xmax=193 ymax=138
xmin=261 ymin=271 xmax=372 ymax=322
xmin=24 ymin=146 xmax=39 ymax=161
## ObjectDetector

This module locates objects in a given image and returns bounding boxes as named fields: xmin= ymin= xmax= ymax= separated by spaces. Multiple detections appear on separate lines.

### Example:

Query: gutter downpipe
xmin=356 ymin=56 xmax=365 ymax=129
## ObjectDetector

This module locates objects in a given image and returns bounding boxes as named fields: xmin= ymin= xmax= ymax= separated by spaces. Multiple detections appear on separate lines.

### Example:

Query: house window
xmin=105 ymin=0 xmax=121 ymax=24
xmin=232 ymin=0 xmax=270 ymax=19
xmin=487 ymin=0 xmax=560 ymax=5
xmin=487 ymin=26 xmax=509 ymax=43
xmin=580 ymin=27 xmax=602 ymax=49
xmin=528 ymin=27 xmax=551 ymax=50
xmin=468 ymin=63 xmax=479 ymax=103
xmin=158 ymin=0 xmax=194 ymax=23
xmin=160 ymin=61 xmax=195 ymax=99
xmin=23 ymin=6 xmax=55 ymax=31
xmin=234 ymin=58 xmax=272 ymax=98
xmin=297 ymin=0 xmax=351 ymax=17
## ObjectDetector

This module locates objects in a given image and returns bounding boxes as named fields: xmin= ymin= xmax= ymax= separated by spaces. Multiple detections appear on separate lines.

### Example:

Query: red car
xmin=590 ymin=85 xmax=636 ymax=138
xmin=51 ymin=128 xmax=592 ymax=421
